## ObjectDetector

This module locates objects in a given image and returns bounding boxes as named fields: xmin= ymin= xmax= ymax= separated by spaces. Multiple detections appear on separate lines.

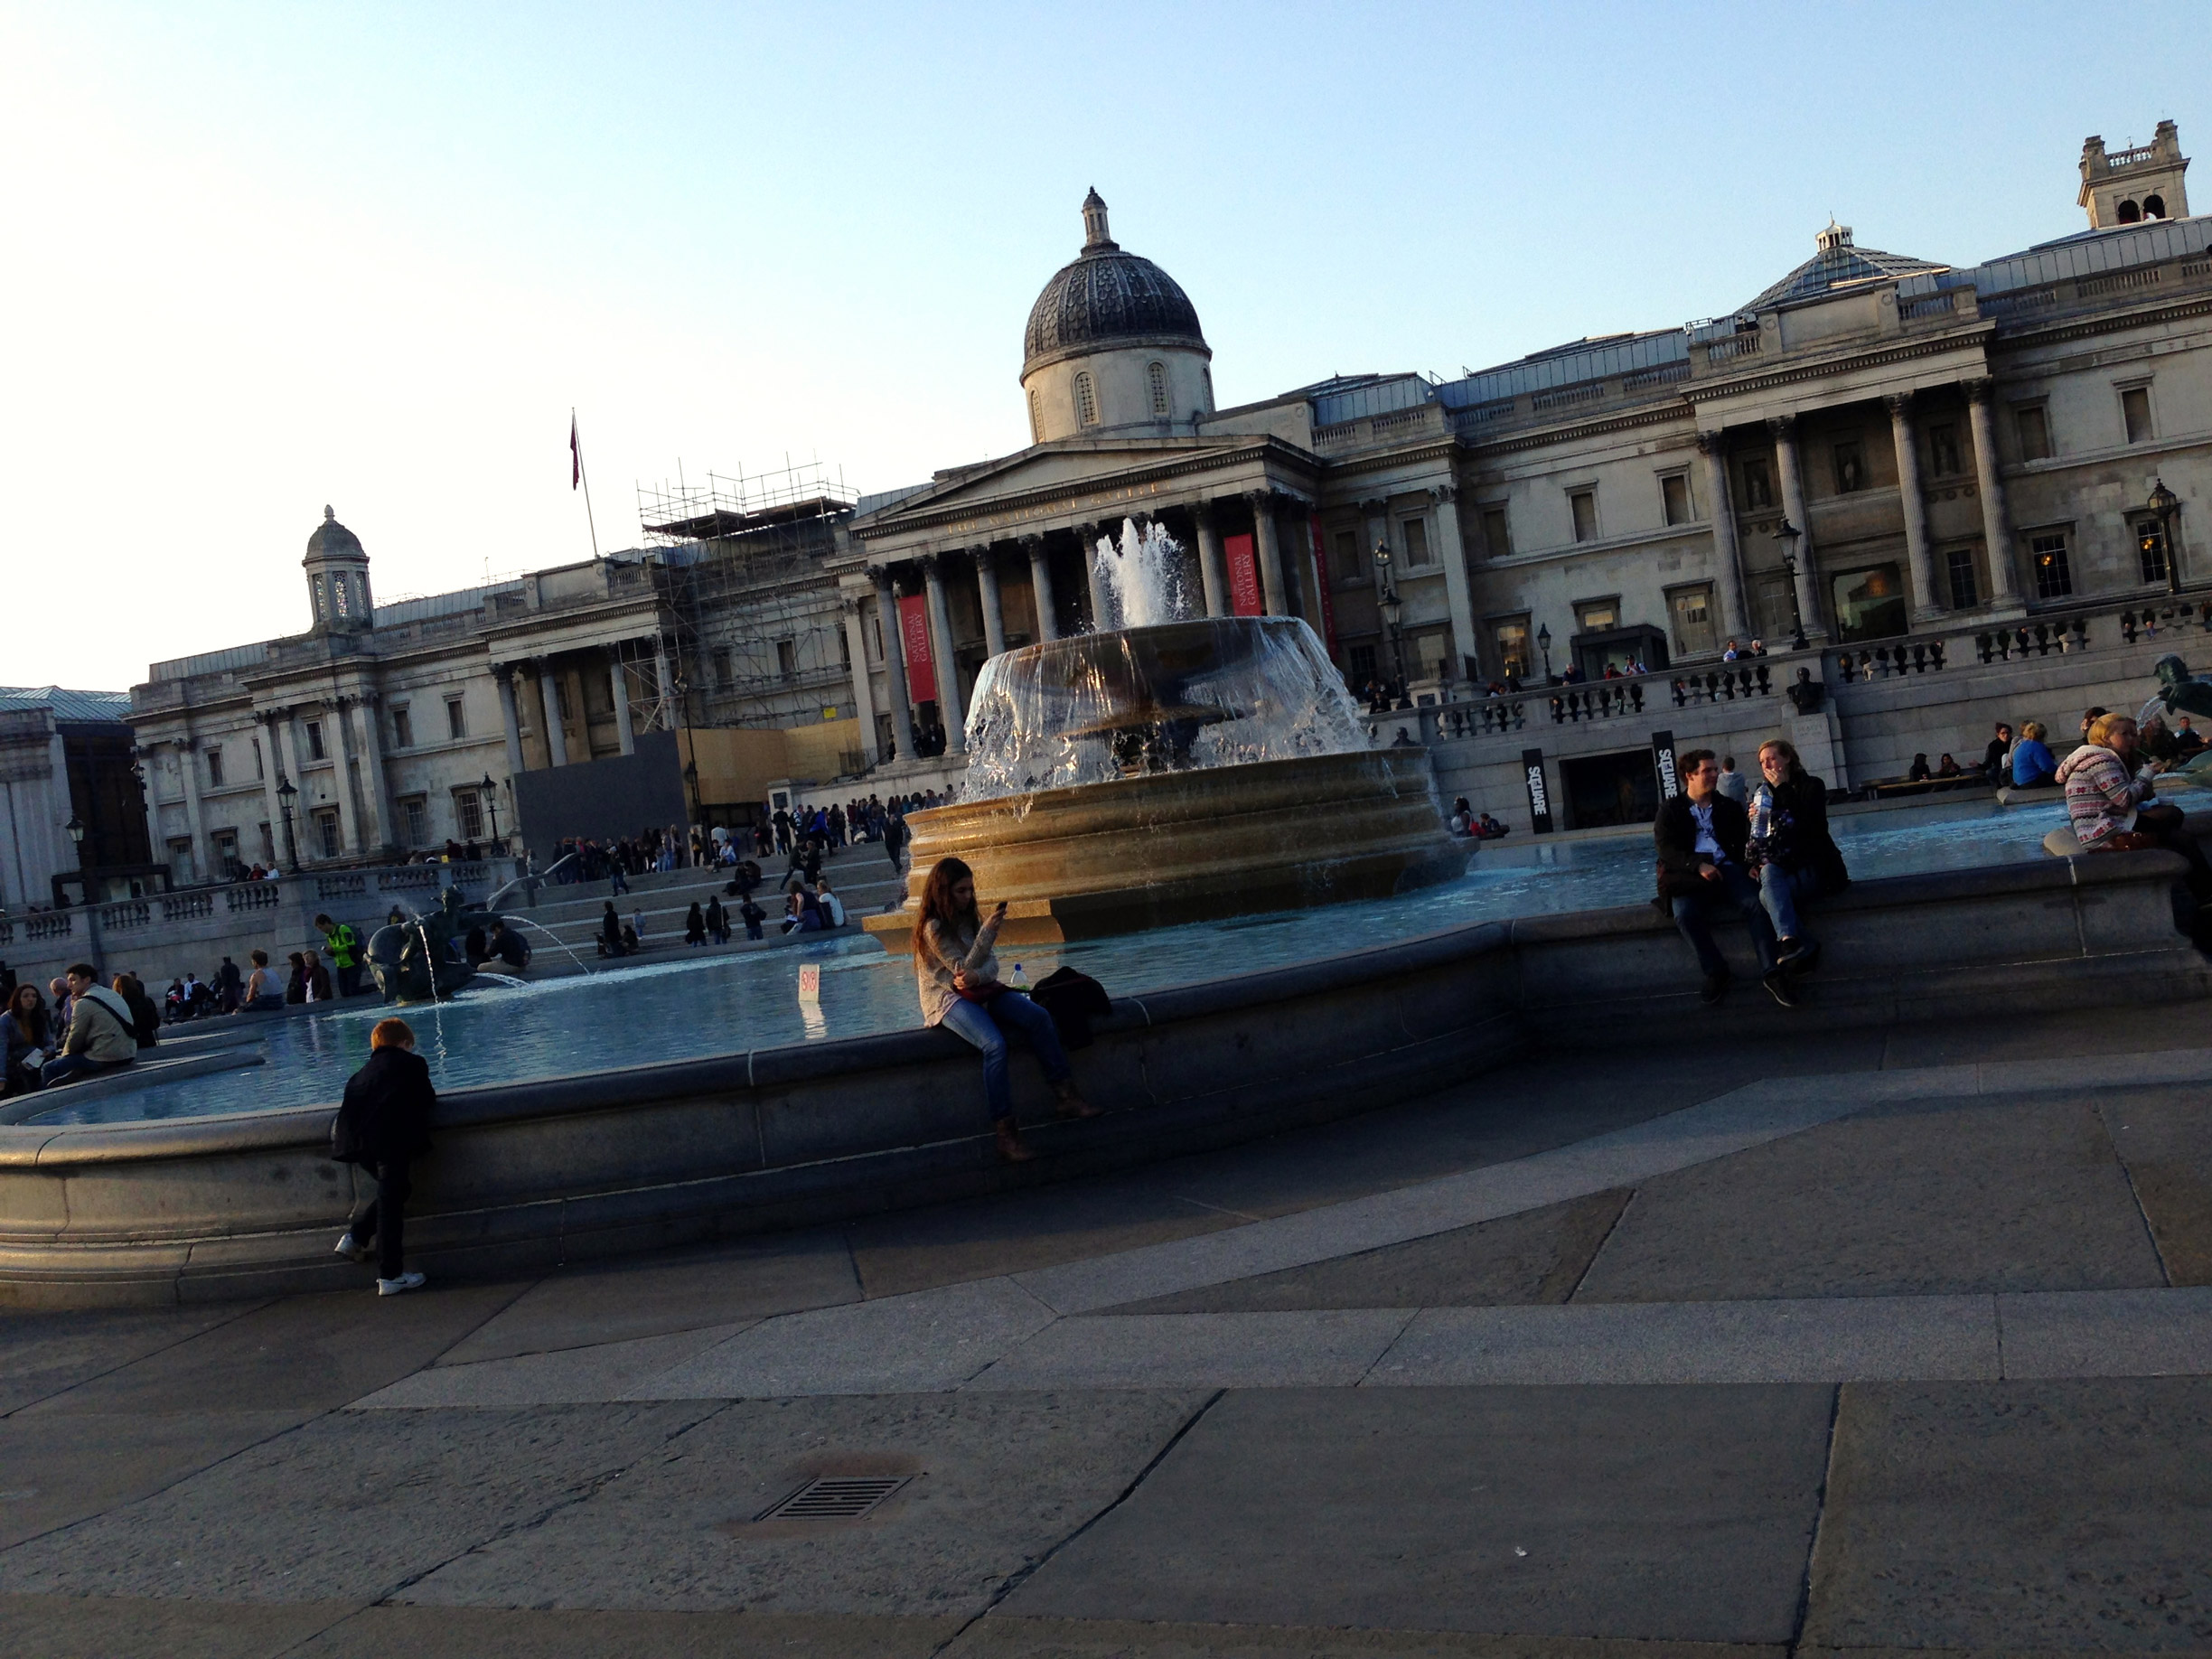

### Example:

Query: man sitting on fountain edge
xmin=1653 ymin=750 xmax=1797 ymax=1009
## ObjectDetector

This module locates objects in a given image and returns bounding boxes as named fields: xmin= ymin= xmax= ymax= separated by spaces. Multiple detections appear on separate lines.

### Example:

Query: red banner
xmin=1309 ymin=512 xmax=1338 ymax=656
xmin=898 ymin=594 xmax=936 ymax=703
xmin=1223 ymin=531 xmax=1263 ymax=617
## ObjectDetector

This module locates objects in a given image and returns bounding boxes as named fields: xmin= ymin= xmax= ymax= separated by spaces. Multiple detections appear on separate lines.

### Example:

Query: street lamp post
xmin=1373 ymin=540 xmax=1409 ymax=702
xmin=276 ymin=777 xmax=300 ymax=872
xmin=1537 ymin=623 xmax=1553 ymax=683
xmin=1774 ymin=520 xmax=1812 ymax=651
xmin=480 ymin=773 xmax=503 ymax=852
xmin=66 ymin=816 xmax=102 ymax=977
xmin=2148 ymin=479 xmax=2183 ymax=595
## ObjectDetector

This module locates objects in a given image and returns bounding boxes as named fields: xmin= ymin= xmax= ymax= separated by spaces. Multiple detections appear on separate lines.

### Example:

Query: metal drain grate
xmin=756 ymin=1475 xmax=911 ymax=1522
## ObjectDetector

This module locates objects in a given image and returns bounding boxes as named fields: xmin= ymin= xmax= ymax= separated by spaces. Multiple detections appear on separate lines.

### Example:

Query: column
xmin=1081 ymin=522 xmax=1111 ymax=631
xmin=538 ymin=660 xmax=570 ymax=766
xmin=494 ymin=665 xmax=526 ymax=776
xmin=920 ymin=551 xmax=966 ymax=752
xmin=973 ymin=546 xmax=1008 ymax=659
xmin=1769 ymin=416 xmax=1823 ymax=639
xmin=353 ymin=693 xmax=394 ymax=852
xmin=1696 ymin=432 xmax=1749 ymax=640
xmin=275 ymin=711 xmax=305 ymax=865
xmin=1250 ymin=492 xmax=1289 ymax=616
xmin=175 ymin=733 xmax=207 ymax=882
xmin=141 ymin=745 xmax=168 ymax=878
xmin=323 ymin=698 xmax=361 ymax=853
xmin=1023 ymin=536 xmax=1058 ymax=642
xmin=873 ymin=566 xmax=918 ymax=761
xmin=605 ymin=647 xmax=636 ymax=755
xmin=257 ymin=711 xmax=286 ymax=864
xmin=1885 ymin=393 xmax=1943 ymax=621
xmin=1431 ymin=487 xmax=1480 ymax=685
xmin=1965 ymin=378 xmax=2022 ymax=609
xmin=651 ymin=639 xmax=675 ymax=730
xmin=841 ymin=595 xmax=879 ymax=766
xmin=1192 ymin=502 xmax=1229 ymax=618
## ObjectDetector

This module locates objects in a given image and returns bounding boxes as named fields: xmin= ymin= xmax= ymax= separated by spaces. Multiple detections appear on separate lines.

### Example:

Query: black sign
xmin=1522 ymin=747 xmax=1554 ymax=834
xmin=1651 ymin=728 xmax=1681 ymax=801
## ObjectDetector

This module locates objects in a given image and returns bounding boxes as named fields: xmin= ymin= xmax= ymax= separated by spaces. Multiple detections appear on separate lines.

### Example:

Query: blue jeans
xmin=42 ymin=1054 xmax=132 ymax=1088
xmin=1759 ymin=864 xmax=1826 ymax=942
xmin=939 ymin=991 xmax=1071 ymax=1123
xmin=1671 ymin=863 xmax=1780 ymax=979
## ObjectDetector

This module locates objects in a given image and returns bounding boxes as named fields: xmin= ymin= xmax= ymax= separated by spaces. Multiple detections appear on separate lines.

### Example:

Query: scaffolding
xmin=635 ymin=460 xmax=861 ymax=736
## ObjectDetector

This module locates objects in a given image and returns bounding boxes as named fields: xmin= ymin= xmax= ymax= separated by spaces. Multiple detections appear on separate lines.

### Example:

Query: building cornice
xmin=1464 ymin=399 xmax=1692 ymax=459
xmin=1995 ymin=292 xmax=2212 ymax=352
xmin=1688 ymin=321 xmax=1997 ymax=403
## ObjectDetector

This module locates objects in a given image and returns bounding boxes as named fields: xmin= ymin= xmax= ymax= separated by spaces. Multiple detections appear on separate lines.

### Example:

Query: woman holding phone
xmin=914 ymin=857 xmax=1098 ymax=1162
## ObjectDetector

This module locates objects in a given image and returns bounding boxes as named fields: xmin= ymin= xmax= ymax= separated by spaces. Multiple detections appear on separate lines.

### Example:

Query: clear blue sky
xmin=4 ymin=1 xmax=2204 ymax=689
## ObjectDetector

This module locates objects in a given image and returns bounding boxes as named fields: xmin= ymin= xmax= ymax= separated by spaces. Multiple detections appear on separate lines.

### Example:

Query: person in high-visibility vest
xmin=315 ymin=914 xmax=363 ymax=998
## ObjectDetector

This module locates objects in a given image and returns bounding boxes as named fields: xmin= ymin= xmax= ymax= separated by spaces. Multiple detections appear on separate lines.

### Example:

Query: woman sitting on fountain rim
xmin=914 ymin=857 xmax=1100 ymax=1163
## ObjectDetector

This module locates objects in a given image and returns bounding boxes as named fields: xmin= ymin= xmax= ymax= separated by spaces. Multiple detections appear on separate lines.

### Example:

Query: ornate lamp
xmin=1774 ymin=520 xmax=1811 ymax=651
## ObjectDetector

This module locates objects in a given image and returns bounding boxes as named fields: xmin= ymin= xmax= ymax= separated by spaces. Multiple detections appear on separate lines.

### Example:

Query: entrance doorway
xmin=1560 ymin=748 xmax=1660 ymax=829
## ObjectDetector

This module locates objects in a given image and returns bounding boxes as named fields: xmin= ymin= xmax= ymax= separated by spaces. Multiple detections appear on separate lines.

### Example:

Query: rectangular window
xmin=869 ymin=616 xmax=885 ymax=661
xmin=2015 ymin=403 xmax=2052 ymax=462
xmin=1660 ymin=473 xmax=1692 ymax=527
xmin=455 ymin=790 xmax=485 ymax=840
xmin=166 ymin=836 xmax=194 ymax=879
xmin=401 ymin=796 xmax=429 ymax=848
xmin=1945 ymin=545 xmax=1979 ymax=609
xmin=213 ymin=830 xmax=239 ymax=877
xmin=1926 ymin=424 xmax=1962 ymax=477
xmin=1401 ymin=517 xmax=1431 ymax=567
xmin=1569 ymin=490 xmax=1598 ymax=543
xmin=1490 ymin=617 xmax=1532 ymax=680
xmin=1331 ymin=530 xmax=1359 ymax=586
xmin=305 ymin=720 xmax=326 ymax=761
xmin=1479 ymin=506 xmax=1512 ymax=559
xmin=1347 ymin=642 xmax=1378 ymax=686
xmin=2135 ymin=517 xmax=2171 ymax=586
xmin=251 ymin=737 xmax=264 ymax=781
xmin=1669 ymin=585 xmax=1717 ymax=657
xmin=1740 ymin=456 xmax=1774 ymax=511
xmin=205 ymin=745 xmax=223 ymax=787
xmin=445 ymin=698 xmax=466 ymax=741
xmin=391 ymin=707 xmax=412 ymax=749
xmin=1576 ymin=599 xmax=1618 ymax=633
xmin=315 ymin=810 xmax=341 ymax=859
xmin=2122 ymin=386 xmax=2153 ymax=445
xmin=2030 ymin=531 xmax=2074 ymax=600
xmin=1832 ymin=440 xmax=1866 ymax=493
xmin=777 ymin=640 xmax=798 ymax=677
xmin=839 ymin=625 xmax=851 ymax=668
xmin=711 ymin=647 xmax=733 ymax=687
xmin=554 ymin=680 xmax=571 ymax=722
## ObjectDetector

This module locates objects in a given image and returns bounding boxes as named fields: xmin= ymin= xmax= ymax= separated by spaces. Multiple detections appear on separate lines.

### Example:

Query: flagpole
xmin=572 ymin=407 xmax=602 ymax=559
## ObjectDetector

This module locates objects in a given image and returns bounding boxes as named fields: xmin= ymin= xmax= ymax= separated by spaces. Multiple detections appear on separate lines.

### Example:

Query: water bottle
xmin=1010 ymin=962 xmax=1030 ymax=993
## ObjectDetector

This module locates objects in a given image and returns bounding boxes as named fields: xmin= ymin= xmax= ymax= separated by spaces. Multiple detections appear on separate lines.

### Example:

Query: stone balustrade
xmin=1827 ymin=598 xmax=2212 ymax=686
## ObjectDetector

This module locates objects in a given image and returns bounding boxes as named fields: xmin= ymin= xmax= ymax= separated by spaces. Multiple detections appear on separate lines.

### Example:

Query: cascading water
xmin=1090 ymin=517 xmax=1197 ymax=632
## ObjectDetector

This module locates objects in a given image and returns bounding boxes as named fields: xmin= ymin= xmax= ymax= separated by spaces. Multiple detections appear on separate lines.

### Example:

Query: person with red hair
xmin=331 ymin=1017 xmax=437 ymax=1294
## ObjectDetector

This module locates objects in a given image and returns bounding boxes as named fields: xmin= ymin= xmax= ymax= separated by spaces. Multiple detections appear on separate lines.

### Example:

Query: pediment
xmin=859 ymin=436 xmax=1255 ymax=529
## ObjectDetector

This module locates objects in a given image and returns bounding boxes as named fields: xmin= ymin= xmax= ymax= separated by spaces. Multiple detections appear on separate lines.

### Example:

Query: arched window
xmin=2117 ymin=198 xmax=2142 ymax=223
xmin=311 ymin=576 xmax=328 ymax=621
xmin=2144 ymin=193 xmax=2168 ymax=220
xmin=1202 ymin=364 xmax=1214 ymax=408
xmin=1073 ymin=370 xmax=1097 ymax=427
xmin=1148 ymin=361 xmax=1169 ymax=417
xmin=1027 ymin=388 xmax=1043 ymax=442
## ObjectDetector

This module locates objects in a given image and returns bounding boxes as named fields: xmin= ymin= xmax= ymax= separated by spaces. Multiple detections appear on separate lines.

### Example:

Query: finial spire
xmin=1081 ymin=187 xmax=1116 ymax=254
xmin=323 ymin=504 xmax=335 ymax=520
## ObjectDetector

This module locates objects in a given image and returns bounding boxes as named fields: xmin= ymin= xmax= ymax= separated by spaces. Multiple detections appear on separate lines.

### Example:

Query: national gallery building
xmin=121 ymin=119 xmax=2210 ymax=880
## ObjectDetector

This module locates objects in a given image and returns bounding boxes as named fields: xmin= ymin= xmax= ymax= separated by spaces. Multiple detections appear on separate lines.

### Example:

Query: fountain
xmin=867 ymin=518 xmax=1467 ymax=947
xmin=364 ymin=886 xmax=481 ymax=1003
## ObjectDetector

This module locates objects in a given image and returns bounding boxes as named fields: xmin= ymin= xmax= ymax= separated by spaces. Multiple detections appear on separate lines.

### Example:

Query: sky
xmin=3 ymin=1 xmax=2207 ymax=692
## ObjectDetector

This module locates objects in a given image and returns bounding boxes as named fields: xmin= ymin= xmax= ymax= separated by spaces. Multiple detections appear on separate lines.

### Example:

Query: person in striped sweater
xmin=2057 ymin=712 xmax=2212 ymax=900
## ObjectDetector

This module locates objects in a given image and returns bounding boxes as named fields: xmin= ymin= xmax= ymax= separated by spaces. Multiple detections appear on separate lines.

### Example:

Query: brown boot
xmin=996 ymin=1120 xmax=1036 ymax=1162
xmin=1054 ymin=1079 xmax=1102 ymax=1120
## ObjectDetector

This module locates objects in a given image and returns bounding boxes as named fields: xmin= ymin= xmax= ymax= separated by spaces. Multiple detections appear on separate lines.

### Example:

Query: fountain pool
xmin=27 ymin=794 xmax=2072 ymax=1128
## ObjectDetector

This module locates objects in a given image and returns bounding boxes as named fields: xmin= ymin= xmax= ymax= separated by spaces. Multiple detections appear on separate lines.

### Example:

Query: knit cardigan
xmin=2057 ymin=742 xmax=2154 ymax=847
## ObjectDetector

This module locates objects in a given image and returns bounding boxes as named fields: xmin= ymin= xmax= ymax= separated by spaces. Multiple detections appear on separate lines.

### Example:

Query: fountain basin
xmin=867 ymin=747 xmax=1468 ymax=948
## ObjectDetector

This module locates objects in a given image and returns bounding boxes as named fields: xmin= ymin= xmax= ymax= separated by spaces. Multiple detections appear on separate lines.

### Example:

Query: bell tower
xmin=303 ymin=505 xmax=373 ymax=633
xmin=2079 ymin=121 xmax=2189 ymax=228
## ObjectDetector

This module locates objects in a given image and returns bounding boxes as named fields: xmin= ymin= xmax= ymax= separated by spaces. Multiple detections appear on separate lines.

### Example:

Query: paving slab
xmin=0 ymin=1304 xmax=263 ymax=1417
xmin=948 ymin=1617 xmax=1786 ymax=1657
xmin=293 ymin=1603 xmax=961 ymax=1656
xmin=966 ymin=1310 xmax=1415 ymax=1391
xmin=15 ymin=1282 xmax=522 ymax=1416
xmin=2100 ymin=1088 xmax=2212 ymax=1286
xmin=0 ymin=1592 xmax=359 ymax=1659
xmin=1006 ymin=1385 xmax=1836 ymax=1643
xmin=1370 ymin=1296 xmax=1998 ymax=1387
xmin=398 ymin=1391 xmax=1211 ymax=1617
xmin=1114 ymin=1192 xmax=1632 ymax=1314
xmin=628 ymin=1278 xmax=1057 ymax=1398
xmin=354 ymin=1323 xmax=758 ymax=1409
xmin=1998 ymin=1286 xmax=2212 ymax=1379
xmin=0 ymin=1402 xmax=719 ymax=1603
xmin=1574 ymin=1095 xmax=2165 ymax=1303
xmin=1802 ymin=1377 xmax=2212 ymax=1652
xmin=0 ymin=1410 xmax=306 ymax=1551
xmin=437 ymin=1230 xmax=858 ymax=1364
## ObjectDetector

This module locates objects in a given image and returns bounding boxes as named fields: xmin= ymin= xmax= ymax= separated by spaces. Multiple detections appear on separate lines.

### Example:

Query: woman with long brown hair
xmin=3 ymin=982 xmax=52 ymax=1095
xmin=914 ymin=856 xmax=1098 ymax=1162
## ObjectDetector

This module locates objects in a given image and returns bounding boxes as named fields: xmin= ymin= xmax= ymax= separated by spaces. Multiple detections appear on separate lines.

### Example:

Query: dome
xmin=1022 ymin=190 xmax=1207 ymax=377
xmin=305 ymin=504 xmax=363 ymax=559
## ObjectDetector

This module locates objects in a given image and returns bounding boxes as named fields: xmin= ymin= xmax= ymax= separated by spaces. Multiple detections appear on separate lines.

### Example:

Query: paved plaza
xmin=5 ymin=1005 xmax=2212 ymax=1656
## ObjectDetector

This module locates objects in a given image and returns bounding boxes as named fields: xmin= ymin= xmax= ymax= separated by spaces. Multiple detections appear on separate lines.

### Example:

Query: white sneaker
xmin=333 ymin=1234 xmax=370 ymax=1263
xmin=375 ymin=1270 xmax=426 ymax=1296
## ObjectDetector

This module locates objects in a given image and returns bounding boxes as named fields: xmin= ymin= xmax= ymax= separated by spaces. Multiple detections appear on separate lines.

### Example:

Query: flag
xmin=569 ymin=415 xmax=581 ymax=490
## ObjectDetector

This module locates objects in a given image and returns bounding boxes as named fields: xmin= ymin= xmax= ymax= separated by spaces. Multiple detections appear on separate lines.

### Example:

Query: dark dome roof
xmin=305 ymin=505 xmax=363 ymax=559
xmin=1023 ymin=191 xmax=1207 ymax=376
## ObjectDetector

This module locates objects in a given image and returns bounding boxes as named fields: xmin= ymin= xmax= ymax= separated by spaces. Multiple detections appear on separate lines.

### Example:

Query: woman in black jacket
xmin=1750 ymin=737 xmax=1850 ymax=968
xmin=684 ymin=901 xmax=707 ymax=947
xmin=332 ymin=1017 xmax=437 ymax=1295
